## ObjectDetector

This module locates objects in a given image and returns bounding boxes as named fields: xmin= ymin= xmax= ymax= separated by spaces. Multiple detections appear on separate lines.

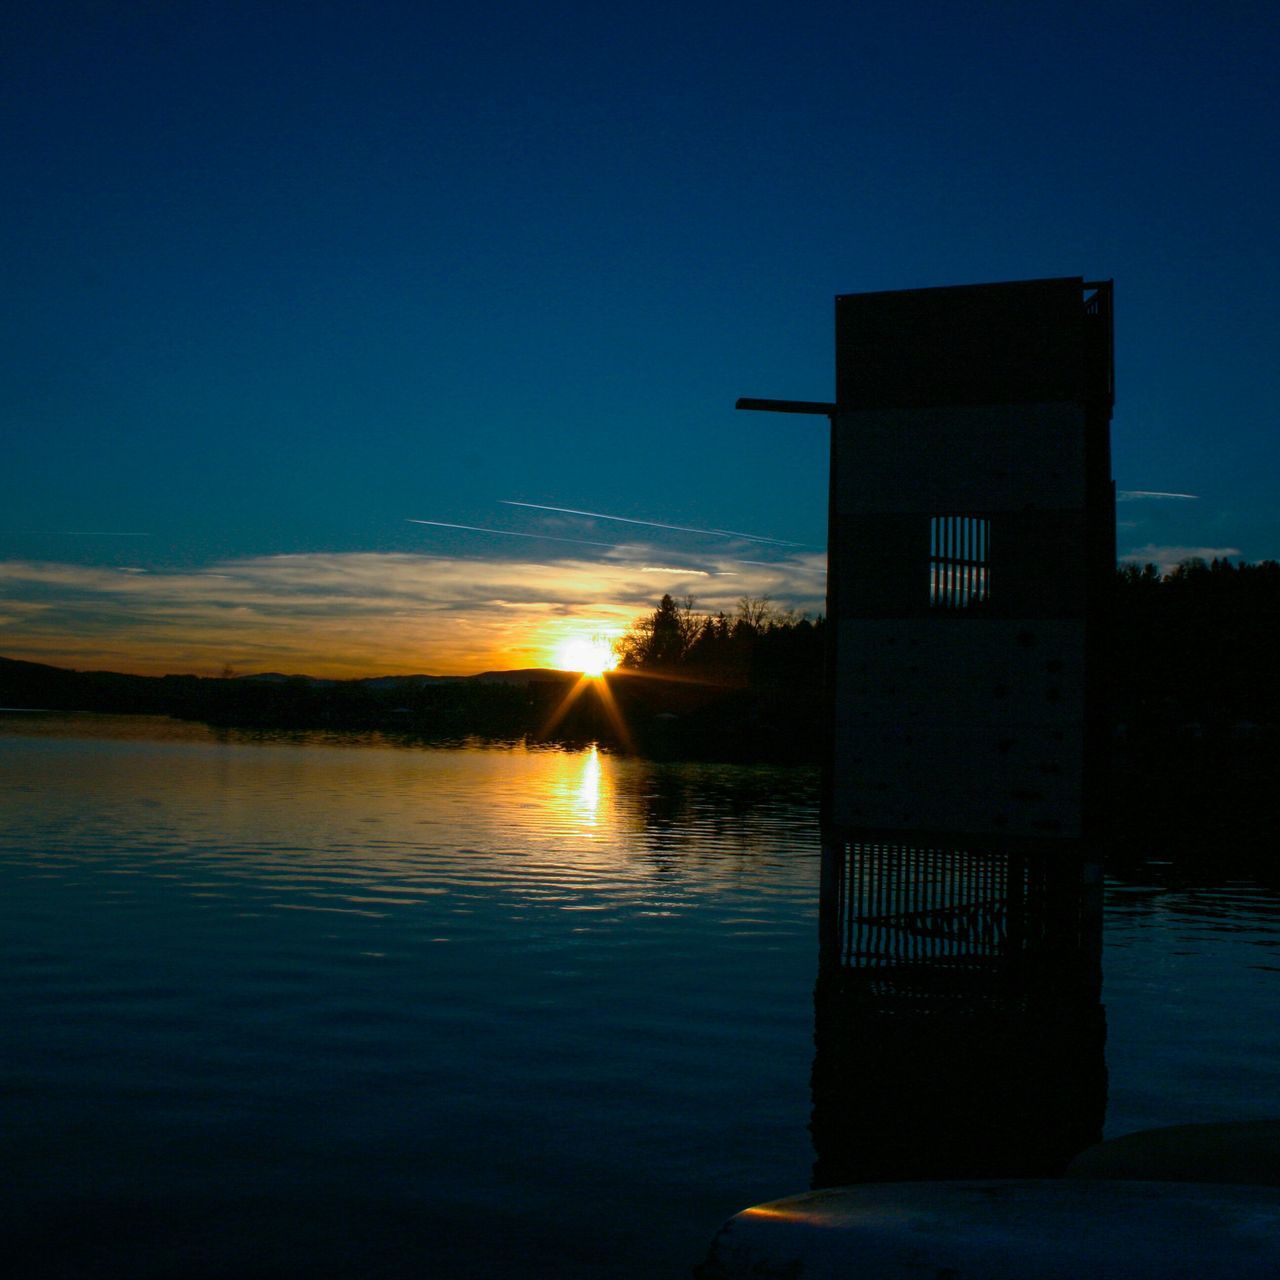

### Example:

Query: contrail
xmin=407 ymin=519 xmax=620 ymax=550
xmin=1116 ymin=490 xmax=1198 ymax=501
xmin=499 ymin=500 xmax=803 ymax=546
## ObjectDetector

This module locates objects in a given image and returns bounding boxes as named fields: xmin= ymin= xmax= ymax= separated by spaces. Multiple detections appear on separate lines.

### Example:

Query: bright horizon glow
xmin=555 ymin=635 xmax=618 ymax=678
xmin=0 ymin=550 xmax=825 ymax=679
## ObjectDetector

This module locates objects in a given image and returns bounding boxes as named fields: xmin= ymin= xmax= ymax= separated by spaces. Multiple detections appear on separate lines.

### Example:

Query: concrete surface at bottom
xmin=696 ymin=1179 xmax=1280 ymax=1280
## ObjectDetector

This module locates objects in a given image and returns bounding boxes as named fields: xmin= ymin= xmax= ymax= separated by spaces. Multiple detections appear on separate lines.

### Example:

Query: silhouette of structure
xmin=740 ymin=278 xmax=1114 ymax=1181
xmin=826 ymin=279 xmax=1114 ymax=848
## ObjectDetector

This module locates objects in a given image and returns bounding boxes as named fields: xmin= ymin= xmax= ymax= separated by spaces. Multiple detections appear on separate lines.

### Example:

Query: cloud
xmin=0 ymin=548 xmax=824 ymax=677
xmin=736 ymin=558 xmax=826 ymax=574
xmin=1116 ymin=490 xmax=1199 ymax=501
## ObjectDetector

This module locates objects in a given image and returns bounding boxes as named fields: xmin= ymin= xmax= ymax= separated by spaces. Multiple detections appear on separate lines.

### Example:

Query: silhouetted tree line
xmin=1110 ymin=556 xmax=1280 ymax=856
xmin=174 ymin=673 xmax=582 ymax=737
xmin=1112 ymin=557 xmax=1280 ymax=735
xmin=0 ymin=656 xmax=585 ymax=740
xmin=604 ymin=594 xmax=826 ymax=760
xmin=616 ymin=593 xmax=825 ymax=687
xmin=0 ymin=657 xmax=195 ymax=715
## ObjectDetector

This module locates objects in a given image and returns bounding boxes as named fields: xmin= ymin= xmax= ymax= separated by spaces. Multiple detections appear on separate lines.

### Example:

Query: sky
xmin=3 ymin=0 xmax=1277 ymax=676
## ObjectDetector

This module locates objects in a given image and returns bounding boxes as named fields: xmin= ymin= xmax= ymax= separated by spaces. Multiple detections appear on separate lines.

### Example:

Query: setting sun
xmin=556 ymin=635 xmax=618 ymax=677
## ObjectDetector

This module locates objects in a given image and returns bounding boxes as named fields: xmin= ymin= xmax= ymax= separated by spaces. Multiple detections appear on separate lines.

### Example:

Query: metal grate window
xmin=930 ymin=516 xmax=989 ymax=608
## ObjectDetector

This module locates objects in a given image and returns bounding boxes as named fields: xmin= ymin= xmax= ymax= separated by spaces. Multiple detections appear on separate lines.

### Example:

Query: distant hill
xmin=0 ymin=655 xmax=577 ymax=716
xmin=0 ymin=652 xmax=823 ymax=763
xmin=235 ymin=668 xmax=571 ymax=688
xmin=468 ymin=669 xmax=575 ymax=685
xmin=1 ymin=655 xmax=177 ymax=714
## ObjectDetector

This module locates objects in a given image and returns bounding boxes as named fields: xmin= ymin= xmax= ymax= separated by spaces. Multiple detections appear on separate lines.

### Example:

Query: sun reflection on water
xmin=575 ymin=745 xmax=603 ymax=826
xmin=526 ymin=742 xmax=615 ymax=838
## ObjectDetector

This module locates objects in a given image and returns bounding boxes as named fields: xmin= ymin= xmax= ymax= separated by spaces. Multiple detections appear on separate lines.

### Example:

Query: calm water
xmin=2 ymin=712 xmax=1278 ymax=1277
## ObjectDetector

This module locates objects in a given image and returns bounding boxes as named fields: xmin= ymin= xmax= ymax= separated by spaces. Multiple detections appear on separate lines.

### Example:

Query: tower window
xmin=930 ymin=516 xmax=990 ymax=608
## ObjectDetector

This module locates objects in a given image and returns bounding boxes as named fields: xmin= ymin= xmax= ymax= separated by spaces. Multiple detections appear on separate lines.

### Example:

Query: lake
xmin=2 ymin=712 xmax=1278 ymax=1277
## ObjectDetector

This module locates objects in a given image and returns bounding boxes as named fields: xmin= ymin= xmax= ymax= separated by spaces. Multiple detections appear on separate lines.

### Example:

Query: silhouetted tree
xmin=735 ymin=595 xmax=775 ymax=632
xmin=615 ymin=594 xmax=700 ymax=669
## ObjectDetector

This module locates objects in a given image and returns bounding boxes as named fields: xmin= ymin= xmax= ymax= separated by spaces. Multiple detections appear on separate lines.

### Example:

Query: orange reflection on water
xmin=542 ymin=742 xmax=613 ymax=835
xmin=575 ymin=745 xmax=603 ymax=826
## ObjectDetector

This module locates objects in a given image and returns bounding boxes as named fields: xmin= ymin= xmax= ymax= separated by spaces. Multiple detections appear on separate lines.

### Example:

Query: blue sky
xmin=3 ymin=1 xmax=1277 ymax=674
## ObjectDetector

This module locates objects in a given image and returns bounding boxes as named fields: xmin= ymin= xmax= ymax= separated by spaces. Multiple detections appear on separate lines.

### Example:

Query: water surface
xmin=2 ymin=713 xmax=1277 ymax=1276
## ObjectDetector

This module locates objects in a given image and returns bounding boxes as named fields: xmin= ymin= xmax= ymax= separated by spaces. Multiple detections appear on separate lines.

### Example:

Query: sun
xmin=556 ymin=635 xmax=618 ymax=678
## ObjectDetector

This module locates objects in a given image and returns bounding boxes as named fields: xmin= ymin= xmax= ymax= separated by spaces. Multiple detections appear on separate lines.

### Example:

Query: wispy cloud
xmin=1116 ymin=490 xmax=1199 ymax=501
xmin=736 ymin=558 xmax=827 ymax=575
xmin=0 ymin=548 xmax=824 ymax=678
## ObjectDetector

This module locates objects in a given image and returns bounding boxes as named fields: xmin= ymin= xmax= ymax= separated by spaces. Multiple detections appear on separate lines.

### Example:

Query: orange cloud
xmin=0 ymin=549 xmax=825 ymax=677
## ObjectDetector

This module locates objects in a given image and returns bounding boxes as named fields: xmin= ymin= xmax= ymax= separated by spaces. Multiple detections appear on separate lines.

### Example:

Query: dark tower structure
xmin=740 ymin=277 xmax=1114 ymax=1182
xmin=821 ymin=278 xmax=1113 ymax=974
xmin=828 ymin=280 xmax=1113 ymax=846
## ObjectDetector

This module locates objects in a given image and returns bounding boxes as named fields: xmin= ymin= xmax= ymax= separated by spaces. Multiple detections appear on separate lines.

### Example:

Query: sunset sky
xmin=4 ymin=1 xmax=1278 ymax=676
